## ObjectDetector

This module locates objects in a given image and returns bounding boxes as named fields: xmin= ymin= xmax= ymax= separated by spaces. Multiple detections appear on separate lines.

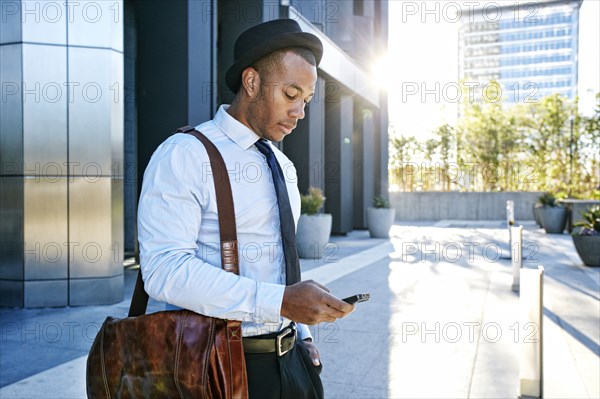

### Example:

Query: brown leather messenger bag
xmin=86 ymin=127 xmax=248 ymax=398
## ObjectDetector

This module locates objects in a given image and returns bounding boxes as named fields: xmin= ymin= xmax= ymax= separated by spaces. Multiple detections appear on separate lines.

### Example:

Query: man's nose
xmin=290 ymin=101 xmax=306 ymax=120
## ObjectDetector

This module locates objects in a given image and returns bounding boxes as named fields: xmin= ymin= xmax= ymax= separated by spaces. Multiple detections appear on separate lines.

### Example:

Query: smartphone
xmin=342 ymin=293 xmax=370 ymax=304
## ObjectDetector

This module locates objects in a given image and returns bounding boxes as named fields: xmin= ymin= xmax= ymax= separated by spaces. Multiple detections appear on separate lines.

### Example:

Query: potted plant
xmin=533 ymin=203 xmax=543 ymax=227
xmin=296 ymin=187 xmax=332 ymax=259
xmin=571 ymin=206 xmax=600 ymax=267
xmin=366 ymin=195 xmax=395 ymax=238
xmin=537 ymin=192 xmax=567 ymax=234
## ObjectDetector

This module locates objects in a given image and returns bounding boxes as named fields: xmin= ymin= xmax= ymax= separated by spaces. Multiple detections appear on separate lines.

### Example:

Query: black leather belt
xmin=243 ymin=324 xmax=296 ymax=356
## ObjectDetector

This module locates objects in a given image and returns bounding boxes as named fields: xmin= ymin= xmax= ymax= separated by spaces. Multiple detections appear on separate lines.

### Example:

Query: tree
xmin=432 ymin=123 xmax=455 ymax=191
xmin=577 ymin=93 xmax=600 ymax=198
xmin=524 ymin=94 xmax=573 ymax=193
xmin=389 ymin=133 xmax=421 ymax=192
xmin=389 ymin=91 xmax=599 ymax=197
xmin=458 ymin=87 xmax=521 ymax=191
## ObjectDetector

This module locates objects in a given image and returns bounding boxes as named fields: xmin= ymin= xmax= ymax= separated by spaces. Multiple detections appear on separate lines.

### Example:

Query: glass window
xmin=354 ymin=0 xmax=364 ymax=16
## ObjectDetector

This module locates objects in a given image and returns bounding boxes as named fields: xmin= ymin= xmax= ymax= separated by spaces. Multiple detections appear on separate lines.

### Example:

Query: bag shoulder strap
xmin=128 ymin=125 xmax=239 ymax=317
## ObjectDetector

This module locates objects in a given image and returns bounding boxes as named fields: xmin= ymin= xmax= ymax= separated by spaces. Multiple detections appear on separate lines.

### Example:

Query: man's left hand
xmin=302 ymin=338 xmax=321 ymax=366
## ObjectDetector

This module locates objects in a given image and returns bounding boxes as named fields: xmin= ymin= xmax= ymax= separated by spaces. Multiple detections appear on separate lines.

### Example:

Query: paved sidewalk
xmin=1 ymin=221 xmax=598 ymax=398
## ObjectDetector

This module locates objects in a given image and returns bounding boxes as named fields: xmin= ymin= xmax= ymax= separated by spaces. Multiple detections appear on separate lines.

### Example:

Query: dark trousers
xmin=244 ymin=340 xmax=324 ymax=399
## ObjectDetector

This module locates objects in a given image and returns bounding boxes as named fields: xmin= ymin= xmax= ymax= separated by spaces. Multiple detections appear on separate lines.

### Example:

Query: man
xmin=137 ymin=19 xmax=354 ymax=398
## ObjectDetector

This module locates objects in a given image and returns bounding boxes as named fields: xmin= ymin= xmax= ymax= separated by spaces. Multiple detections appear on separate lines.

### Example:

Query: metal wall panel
xmin=110 ymin=51 xmax=124 ymax=176
xmin=67 ymin=0 xmax=123 ymax=51
xmin=0 ymin=0 xmax=124 ymax=308
xmin=24 ymin=280 xmax=67 ymax=307
xmin=68 ymin=177 xmax=116 ymax=278
xmin=0 ymin=280 xmax=23 ymax=307
xmin=20 ymin=0 xmax=67 ymax=45
xmin=111 ymin=177 xmax=123 ymax=271
xmin=23 ymin=177 xmax=68 ymax=280
xmin=68 ymin=47 xmax=112 ymax=177
xmin=0 ymin=44 xmax=23 ymax=175
xmin=69 ymin=274 xmax=123 ymax=305
xmin=0 ymin=0 xmax=22 ymax=43
xmin=22 ymin=44 xmax=68 ymax=176
xmin=0 ymin=176 xmax=24 ymax=280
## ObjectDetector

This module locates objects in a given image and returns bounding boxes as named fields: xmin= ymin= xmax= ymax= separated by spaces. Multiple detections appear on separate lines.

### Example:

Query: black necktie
xmin=254 ymin=139 xmax=301 ymax=285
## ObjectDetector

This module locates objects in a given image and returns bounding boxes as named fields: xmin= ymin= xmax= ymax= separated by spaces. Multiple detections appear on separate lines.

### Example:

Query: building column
xmin=324 ymin=86 xmax=353 ymax=234
xmin=0 ymin=1 xmax=124 ymax=307
xmin=282 ymin=77 xmax=326 ymax=195
xmin=353 ymin=103 xmax=375 ymax=229
xmin=374 ymin=94 xmax=389 ymax=199
xmin=135 ymin=0 xmax=217 ymax=197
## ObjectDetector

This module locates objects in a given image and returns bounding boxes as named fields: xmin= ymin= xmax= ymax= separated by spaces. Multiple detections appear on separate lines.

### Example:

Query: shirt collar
xmin=213 ymin=104 xmax=262 ymax=150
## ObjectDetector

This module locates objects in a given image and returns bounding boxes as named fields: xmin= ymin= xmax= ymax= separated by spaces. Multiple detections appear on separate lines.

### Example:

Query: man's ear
xmin=240 ymin=67 xmax=260 ymax=99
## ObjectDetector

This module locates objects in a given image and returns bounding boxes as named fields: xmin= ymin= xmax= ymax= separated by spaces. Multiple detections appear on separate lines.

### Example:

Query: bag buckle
xmin=276 ymin=324 xmax=296 ymax=356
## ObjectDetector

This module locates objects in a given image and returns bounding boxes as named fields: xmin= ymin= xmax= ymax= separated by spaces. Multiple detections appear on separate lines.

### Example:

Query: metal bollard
xmin=506 ymin=200 xmax=515 ymax=228
xmin=502 ymin=201 xmax=517 ymax=260
xmin=511 ymin=225 xmax=523 ymax=292
xmin=519 ymin=266 xmax=544 ymax=398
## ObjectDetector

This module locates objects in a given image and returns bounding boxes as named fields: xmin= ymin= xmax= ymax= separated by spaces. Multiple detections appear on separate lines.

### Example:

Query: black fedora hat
xmin=225 ymin=19 xmax=323 ymax=93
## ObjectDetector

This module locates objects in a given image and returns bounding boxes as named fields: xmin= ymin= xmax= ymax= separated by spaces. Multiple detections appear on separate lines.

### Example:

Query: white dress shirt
xmin=137 ymin=105 xmax=311 ymax=339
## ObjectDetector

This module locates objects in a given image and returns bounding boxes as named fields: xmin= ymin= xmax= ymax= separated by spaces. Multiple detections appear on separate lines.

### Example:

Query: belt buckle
xmin=276 ymin=325 xmax=296 ymax=356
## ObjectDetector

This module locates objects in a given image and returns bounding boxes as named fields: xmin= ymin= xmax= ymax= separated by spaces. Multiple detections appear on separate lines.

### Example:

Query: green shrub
xmin=300 ymin=187 xmax=325 ymax=215
xmin=573 ymin=206 xmax=600 ymax=236
xmin=538 ymin=192 xmax=558 ymax=207
xmin=373 ymin=195 xmax=390 ymax=209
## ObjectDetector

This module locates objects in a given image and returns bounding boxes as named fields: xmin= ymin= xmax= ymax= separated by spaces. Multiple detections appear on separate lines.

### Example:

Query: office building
xmin=0 ymin=0 xmax=389 ymax=307
xmin=459 ymin=0 xmax=581 ymax=104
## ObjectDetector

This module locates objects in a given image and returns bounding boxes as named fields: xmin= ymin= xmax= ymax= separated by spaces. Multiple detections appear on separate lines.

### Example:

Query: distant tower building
xmin=459 ymin=0 xmax=582 ymax=104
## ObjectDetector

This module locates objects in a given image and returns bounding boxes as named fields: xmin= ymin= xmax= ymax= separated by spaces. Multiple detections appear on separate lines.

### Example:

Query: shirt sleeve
xmin=297 ymin=323 xmax=313 ymax=341
xmin=137 ymin=138 xmax=285 ymax=322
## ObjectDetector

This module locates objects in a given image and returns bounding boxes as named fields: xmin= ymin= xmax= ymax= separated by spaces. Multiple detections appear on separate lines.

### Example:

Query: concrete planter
xmin=367 ymin=207 xmax=396 ymax=238
xmin=296 ymin=214 xmax=332 ymax=259
xmin=539 ymin=206 xmax=567 ymax=234
xmin=533 ymin=204 xmax=543 ymax=227
xmin=572 ymin=235 xmax=600 ymax=267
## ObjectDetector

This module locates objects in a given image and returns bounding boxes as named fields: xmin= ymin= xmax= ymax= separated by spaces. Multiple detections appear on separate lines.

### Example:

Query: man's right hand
xmin=280 ymin=280 xmax=355 ymax=325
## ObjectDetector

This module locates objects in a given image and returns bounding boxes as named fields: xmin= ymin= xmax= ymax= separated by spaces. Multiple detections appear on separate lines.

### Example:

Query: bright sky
xmin=381 ymin=0 xmax=600 ymax=140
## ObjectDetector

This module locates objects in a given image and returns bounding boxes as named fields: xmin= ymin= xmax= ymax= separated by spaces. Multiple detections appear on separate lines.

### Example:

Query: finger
xmin=316 ymin=314 xmax=337 ymax=323
xmin=339 ymin=308 xmax=355 ymax=319
xmin=325 ymin=296 xmax=355 ymax=313
xmin=308 ymin=347 xmax=320 ymax=366
xmin=303 ymin=341 xmax=321 ymax=366
xmin=306 ymin=280 xmax=331 ymax=293
xmin=316 ymin=313 xmax=337 ymax=323
xmin=323 ymin=305 xmax=348 ymax=319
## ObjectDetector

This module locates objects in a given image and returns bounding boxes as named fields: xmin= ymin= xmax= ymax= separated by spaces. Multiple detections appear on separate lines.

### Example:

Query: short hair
xmin=239 ymin=47 xmax=317 ymax=92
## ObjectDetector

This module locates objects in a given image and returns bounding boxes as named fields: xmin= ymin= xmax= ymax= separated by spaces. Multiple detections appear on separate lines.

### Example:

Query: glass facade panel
xmin=459 ymin=0 xmax=580 ymax=104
